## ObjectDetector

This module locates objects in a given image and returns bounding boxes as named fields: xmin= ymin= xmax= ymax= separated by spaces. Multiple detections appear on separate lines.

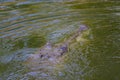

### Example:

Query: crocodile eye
xmin=60 ymin=52 xmax=64 ymax=56
xmin=40 ymin=55 xmax=44 ymax=58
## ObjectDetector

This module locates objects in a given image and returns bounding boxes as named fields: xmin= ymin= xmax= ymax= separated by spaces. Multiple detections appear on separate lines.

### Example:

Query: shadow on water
xmin=0 ymin=0 xmax=120 ymax=80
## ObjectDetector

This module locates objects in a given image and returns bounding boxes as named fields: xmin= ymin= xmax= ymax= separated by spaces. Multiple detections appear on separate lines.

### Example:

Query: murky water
xmin=0 ymin=0 xmax=120 ymax=80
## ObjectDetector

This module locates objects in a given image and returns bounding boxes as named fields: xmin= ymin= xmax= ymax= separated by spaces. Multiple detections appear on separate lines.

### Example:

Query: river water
xmin=0 ymin=0 xmax=120 ymax=80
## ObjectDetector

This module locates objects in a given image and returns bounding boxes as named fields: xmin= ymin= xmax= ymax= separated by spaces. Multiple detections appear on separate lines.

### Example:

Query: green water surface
xmin=0 ymin=0 xmax=120 ymax=80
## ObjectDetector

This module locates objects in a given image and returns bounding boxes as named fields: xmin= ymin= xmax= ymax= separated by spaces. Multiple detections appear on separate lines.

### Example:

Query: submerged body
xmin=25 ymin=25 xmax=88 ymax=63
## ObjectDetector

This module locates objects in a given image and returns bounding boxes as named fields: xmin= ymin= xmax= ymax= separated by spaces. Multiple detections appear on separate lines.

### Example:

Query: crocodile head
xmin=79 ymin=24 xmax=88 ymax=31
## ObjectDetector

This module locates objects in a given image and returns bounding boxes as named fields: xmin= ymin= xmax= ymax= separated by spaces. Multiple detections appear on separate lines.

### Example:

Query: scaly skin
xmin=27 ymin=24 xmax=88 ymax=61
